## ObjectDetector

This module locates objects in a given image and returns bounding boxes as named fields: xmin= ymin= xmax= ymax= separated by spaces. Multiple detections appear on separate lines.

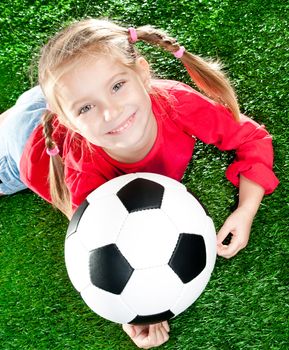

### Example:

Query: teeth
xmin=111 ymin=121 xmax=130 ymax=134
xmin=109 ymin=114 xmax=134 ymax=134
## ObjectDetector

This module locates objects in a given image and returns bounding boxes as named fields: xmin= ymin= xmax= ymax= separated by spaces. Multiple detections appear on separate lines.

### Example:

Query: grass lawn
xmin=0 ymin=0 xmax=288 ymax=349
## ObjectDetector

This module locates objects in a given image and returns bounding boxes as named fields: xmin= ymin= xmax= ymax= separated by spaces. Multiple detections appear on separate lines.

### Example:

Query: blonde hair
xmin=38 ymin=18 xmax=240 ymax=217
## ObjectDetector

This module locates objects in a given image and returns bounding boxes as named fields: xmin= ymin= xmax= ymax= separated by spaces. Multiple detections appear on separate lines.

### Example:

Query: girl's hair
xmin=42 ymin=111 xmax=72 ymax=217
xmin=38 ymin=18 xmax=240 ymax=218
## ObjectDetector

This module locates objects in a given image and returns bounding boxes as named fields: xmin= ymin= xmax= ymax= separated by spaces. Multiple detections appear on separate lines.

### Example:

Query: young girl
xmin=0 ymin=18 xmax=279 ymax=348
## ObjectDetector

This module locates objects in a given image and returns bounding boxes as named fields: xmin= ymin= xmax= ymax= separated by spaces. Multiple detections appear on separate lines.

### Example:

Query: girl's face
xmin=56 ymin=55 xmax=156 ymax=162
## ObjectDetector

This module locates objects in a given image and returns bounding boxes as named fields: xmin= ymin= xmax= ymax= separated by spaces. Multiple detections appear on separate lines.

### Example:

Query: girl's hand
xmin=216 ymin=206 xmax=255 ymax=259
xmin=217 ymin=175 xmax=265 ymax=259
xmin=122 ymin=321 xmax=170 ymax=349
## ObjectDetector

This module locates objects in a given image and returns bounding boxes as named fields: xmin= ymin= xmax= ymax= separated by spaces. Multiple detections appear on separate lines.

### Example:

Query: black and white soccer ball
xmin=65 ymin=173 xmax=216 ymax=325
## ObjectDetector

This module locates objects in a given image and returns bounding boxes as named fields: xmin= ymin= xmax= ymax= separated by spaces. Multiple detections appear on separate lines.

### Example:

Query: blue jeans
xmin=0 ymin=86 xmax=46 ymax=194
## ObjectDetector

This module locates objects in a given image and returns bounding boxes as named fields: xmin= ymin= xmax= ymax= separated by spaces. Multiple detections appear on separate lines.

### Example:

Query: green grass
xmin=1 ymin=0 xmax=288 ymax=349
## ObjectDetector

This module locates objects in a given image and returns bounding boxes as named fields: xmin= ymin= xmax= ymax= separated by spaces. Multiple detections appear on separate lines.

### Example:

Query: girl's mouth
xmin=107 ymin=113 xmax=136 ymax=135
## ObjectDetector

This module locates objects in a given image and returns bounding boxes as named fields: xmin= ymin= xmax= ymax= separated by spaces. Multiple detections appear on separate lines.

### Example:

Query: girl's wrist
xmin=238 ymin=175 xmax=265 ymax=216
xmin=237 ymin=203 xmax=258 ymax=218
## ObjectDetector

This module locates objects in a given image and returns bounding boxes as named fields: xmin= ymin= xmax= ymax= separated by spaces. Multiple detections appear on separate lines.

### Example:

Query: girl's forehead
xmin=55 ymin=56 xmax=137 ymax=99
xmin=65 ymin=54 xmax=133 ymax=77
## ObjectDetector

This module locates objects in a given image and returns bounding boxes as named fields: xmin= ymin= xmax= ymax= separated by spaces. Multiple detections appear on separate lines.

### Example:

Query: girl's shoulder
xmin=150 ymin=79 xmax=214 ymax=116
xmin=150 ymin=79 xmax=212 ymax=105
xmin=151 ymin=79 xmax=194 ymax=95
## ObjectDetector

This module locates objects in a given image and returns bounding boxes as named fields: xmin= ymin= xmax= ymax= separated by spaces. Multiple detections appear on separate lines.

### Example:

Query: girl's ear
xmin=135 ymin=57 xmax=151 ymax=89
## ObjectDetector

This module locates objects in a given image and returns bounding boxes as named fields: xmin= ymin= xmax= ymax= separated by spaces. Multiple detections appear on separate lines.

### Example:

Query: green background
xmin=0 ymin=0 xmax=288 ymax=349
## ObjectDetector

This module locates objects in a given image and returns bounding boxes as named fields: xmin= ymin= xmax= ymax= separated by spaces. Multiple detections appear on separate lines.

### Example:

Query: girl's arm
xmin=216 ymin=175 xmax=265 ymax=258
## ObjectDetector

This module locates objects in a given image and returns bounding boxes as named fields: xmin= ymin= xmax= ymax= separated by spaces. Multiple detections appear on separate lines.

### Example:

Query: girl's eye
xmin=112 ymin=81 xmax=125 ymax=93
xmin=79 ymin=104 xmax=94 ymax=115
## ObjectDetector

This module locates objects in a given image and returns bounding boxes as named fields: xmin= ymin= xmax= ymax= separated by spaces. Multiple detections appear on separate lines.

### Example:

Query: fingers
xmin=216 ymin=209 xmax=252 ymax=259
xmin=162 ymin=321 xmax=170 ymax=333
xmin=217 ymin=237 xmax=240 ymax=258
xmin=122 ymin=324 xmax=135 ymax=337
xmin=217 ymin=223 xmax=233 ymax=258
xmin=122 ymin=324 xmax=148 ymax=339
xmin=122 ymin=322 xmax=170 ymax=349
xmin=217 ymin=228 xmax=248 ymax=258
xmin=145 ymin=323 xmax=169 ymax=349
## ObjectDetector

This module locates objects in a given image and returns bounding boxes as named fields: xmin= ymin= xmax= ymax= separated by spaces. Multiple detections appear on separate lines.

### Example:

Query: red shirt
xmin=20 ymin=80 xmax=279 ymax=209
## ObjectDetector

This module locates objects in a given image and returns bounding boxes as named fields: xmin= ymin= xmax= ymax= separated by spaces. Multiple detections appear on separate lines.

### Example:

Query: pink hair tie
xmin=128 ymin=27 xmax=138 ymax=43
xmin=173 ymin=46 xmax=185 ymax=58
xmin=46 ymin=145 xmax=59 ymax=157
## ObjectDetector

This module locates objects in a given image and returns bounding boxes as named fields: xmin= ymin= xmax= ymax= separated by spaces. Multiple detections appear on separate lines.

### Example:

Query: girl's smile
xmin=107 ymin=112 xmax=136 ymax=135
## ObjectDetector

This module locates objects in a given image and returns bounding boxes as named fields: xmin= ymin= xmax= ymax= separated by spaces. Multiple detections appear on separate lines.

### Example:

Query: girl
xmin=0 ymin=18 xmax=279 ymax=348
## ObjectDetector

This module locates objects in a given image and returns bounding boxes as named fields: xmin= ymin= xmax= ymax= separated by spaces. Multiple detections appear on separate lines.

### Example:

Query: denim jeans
xmin=0 ymin=86 xmax=46 ymax=194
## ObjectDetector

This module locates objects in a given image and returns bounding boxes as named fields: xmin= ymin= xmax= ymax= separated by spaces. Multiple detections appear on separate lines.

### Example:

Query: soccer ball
xmin=65 ymin=173 xmax=216 ymax=325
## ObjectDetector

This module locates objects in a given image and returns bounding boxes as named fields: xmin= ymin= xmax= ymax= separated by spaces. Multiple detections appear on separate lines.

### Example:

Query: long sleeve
xmin=171 ymin=82 xmax=279 ymax=194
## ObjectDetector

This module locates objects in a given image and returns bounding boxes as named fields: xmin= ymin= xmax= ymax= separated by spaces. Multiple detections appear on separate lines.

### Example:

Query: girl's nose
xmin=102 ymin=104 xmax=122 ymax=122
xmin=103 ymin=109 xmax=114 ymax=122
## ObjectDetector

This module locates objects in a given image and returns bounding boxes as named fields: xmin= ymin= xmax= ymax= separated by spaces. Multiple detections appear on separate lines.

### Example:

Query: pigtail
xmin=42 ymin=112 xmax=72 ymax=219
xmin=135 ymin=26 xmax=240 ymax=121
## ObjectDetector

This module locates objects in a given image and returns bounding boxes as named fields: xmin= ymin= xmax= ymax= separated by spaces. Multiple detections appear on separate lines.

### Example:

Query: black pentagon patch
xmin=129 ymin=310 xmax=175 ymax=325
xmin=89 ymin=244 xmax=134 ymax=295
xmin=66 ymin=199 xmax=89 ymax=239
xmin=169 ymin=233 xmax=206 ymax=283
xmin=116 ymin=178 xmax=164 ymax=213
